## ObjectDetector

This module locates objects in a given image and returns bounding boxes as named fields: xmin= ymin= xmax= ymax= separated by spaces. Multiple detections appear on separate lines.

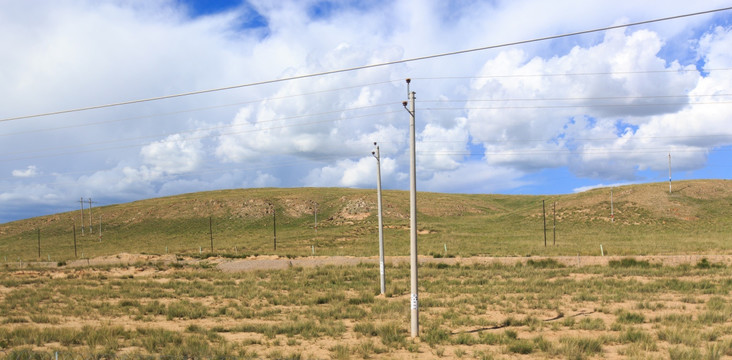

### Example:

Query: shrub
xmin=609 ymin=258 xmax=654 ymax=268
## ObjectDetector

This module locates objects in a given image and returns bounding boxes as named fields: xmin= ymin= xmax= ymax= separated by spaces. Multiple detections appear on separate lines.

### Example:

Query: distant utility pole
xmin=79 ymin=198 xmax=85 ymax=236
xmin=610 ymin=188 xmax=614 ymax=223
xmin=542 ymin=200 xmax=547 ymax=247
xmin=313 ymin=202 xmax=318 ymax=233
xmin=553 ymin=201 xmax=556 ymax=245
xmin=372 ymin=142 xmax=386 ymax=296
xmin=73 ymin=224 xmax=78 ymax=258
xmin=668 ymin=153 xmax=672 ymax=195
xmin=88 ymin=198 xmax=95 ymax=233
xmin=272 ymin=204 xmax=277 ymax=251
xmin=402 ymin=78 xmax=419 ymax=338
xmin=209 ymin=216 xmax=214 ymax=253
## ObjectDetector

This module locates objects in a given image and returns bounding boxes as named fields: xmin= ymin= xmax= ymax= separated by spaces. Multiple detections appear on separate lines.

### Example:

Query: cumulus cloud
xmin=12 ymin=166 xmax=38 ymax=178
xmin=2 ymin=0 xmax=732 ymax=222
xmin=464 ymin=26 xmax=731 ymax=180
xmin=304 ymin=156 xmax=400 ymax=188
xmin=140 ymin=134 xmax=204 ymax=175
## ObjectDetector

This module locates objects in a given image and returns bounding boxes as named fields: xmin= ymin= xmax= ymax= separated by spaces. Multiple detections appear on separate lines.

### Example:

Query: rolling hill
xmin=1 ymin=179 xmax=730 ymax=262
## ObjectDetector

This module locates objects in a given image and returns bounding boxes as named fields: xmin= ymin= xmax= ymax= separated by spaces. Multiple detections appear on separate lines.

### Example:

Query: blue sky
xmin=1 ymin=0 xmax=732 ymax=223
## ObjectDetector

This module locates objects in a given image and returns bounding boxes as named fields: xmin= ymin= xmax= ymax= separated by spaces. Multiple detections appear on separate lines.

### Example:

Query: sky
xmin=1 ymin=0 xmax=732 ymax=223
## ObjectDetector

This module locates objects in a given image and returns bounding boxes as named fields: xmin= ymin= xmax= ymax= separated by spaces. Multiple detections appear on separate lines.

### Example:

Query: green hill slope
xmin=1 ymin=180 xmax=731 ymax=262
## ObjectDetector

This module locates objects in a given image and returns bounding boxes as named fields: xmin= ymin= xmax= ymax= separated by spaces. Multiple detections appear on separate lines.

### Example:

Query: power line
xmin=425 ymin=101 xmax=732 ymax=112
xmin=0 ymin=103 xmax=400 ymax=160
xmin=422 ymin=93 xmax=732 ymax=103
xmin=414 ymin=67 xmax=732 ymax=80
xmin=3 ymin=6 xmax=731 ymax=123
xmin=0 ymin=80 xmax=400 ymax=137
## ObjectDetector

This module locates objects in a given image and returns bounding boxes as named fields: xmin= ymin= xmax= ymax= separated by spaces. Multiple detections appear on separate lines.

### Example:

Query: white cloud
xmin=304 ymin=156 xmax=400 ymax=188
xmin=573 ymin=181 xmax=643 ymax=193
xmin=12 ymin=166 xmax=38 ymax=178
xmin=2 ymin=0 xmax=732 ymax=222
xmin=420 ymin=162 xmax=528 ymax=193
xmin=140 ymin=134 xmax=204 ymax=175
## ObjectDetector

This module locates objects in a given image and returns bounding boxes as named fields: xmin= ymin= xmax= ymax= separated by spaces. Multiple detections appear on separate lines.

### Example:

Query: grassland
xmin=1 ymin=180 xmax=731 ymax=359
xmin=1 ymin=180 xmax=731 ymax=263
xmin=0 ymin=257 xmax=731 ymax=359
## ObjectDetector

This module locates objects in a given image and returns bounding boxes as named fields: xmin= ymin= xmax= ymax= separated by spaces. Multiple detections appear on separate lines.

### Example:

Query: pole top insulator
xmin=406 ymin=78 xmax=411 ymax=84
xmin=402 ymin=101 xmax=408 ymax=107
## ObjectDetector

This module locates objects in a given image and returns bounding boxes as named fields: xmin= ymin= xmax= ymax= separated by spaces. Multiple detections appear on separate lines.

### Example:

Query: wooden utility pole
xmin=209 ymin=216 xmax=214 ymax=253
xmin=611 ymin=188 xmax=614 ymax=223
xmin=73 ymin=224 xmax=78 ymax=258
xmin=88 ymin=198 xmax=94 ymax=233
xmin=543 ymin=200 xmax=547 ymax=247
xmin=79 ymin=198 xmax=85 ymax=235
xmin=553 ymin=202 xmax=556 ymax=246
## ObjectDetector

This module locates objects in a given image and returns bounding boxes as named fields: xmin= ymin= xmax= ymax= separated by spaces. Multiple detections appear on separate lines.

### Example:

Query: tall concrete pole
xmin=404 ymin=78 xmax=419 ymax=338
xmin=372 ymin=142 xmax=386 ymax=295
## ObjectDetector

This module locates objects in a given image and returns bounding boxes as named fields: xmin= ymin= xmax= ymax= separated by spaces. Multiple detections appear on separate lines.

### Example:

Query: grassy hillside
xmin=1 ymin=180 xmax=731 ymax=261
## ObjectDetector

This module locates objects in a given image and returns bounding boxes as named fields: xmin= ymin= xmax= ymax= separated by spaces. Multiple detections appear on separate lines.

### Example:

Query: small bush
xmin=423 ymin=327 xmax=450 ymax=346
xmin=353 ymin=322 xmax=377 ymax=337
xmin=609 ymin=258 xmax=657 ymax=268
xmin=560 ymin=336 xmax=603 ymax=358
xmin=615 ymin=310 xmax=645 ymax=324
xmin=376 ymin=322 xmax=406 ymax=348
xmin=526 ymin=258 xmax=564 ymax=268
xmin=507 ymin=339 xmax=534 ymax=354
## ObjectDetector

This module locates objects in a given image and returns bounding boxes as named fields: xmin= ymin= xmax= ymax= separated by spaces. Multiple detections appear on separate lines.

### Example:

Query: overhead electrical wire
xmin=0 ymin=79 xmax=401 ymax=137
xmin=414 ymin=67 xmax=732 ymax=80
xmin=2 ymin=6 xmax=731 ymax=123
xmin=0 ymin=109 xmax=403 ymax=162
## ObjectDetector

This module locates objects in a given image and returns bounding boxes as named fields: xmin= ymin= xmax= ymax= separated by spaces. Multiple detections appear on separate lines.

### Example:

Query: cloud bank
xmin=1 ymin=0 xmax=731 ymax=222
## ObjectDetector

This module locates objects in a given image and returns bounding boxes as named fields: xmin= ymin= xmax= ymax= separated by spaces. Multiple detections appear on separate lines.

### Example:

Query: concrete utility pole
xmin=372 ymin=142 xmax=386 ymax=295
xmin=402 ymin=78 xmax=419 ymax=338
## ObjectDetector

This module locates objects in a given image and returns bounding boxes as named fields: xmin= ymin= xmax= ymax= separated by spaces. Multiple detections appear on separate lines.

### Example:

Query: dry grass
xmin=1 ymin=256 xmax=731 ymax=359
xmin=1 ymin=180 xmax=731 ymax=263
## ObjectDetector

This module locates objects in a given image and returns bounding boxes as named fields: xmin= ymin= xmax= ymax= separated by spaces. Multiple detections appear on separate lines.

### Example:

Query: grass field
xmin=0 ymin=257 xmax=731 ymax=359
xmin=1 ymin=179 xmax=731 ymax=359
xmin=1 ymin=180 xmax=731 ymax=263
